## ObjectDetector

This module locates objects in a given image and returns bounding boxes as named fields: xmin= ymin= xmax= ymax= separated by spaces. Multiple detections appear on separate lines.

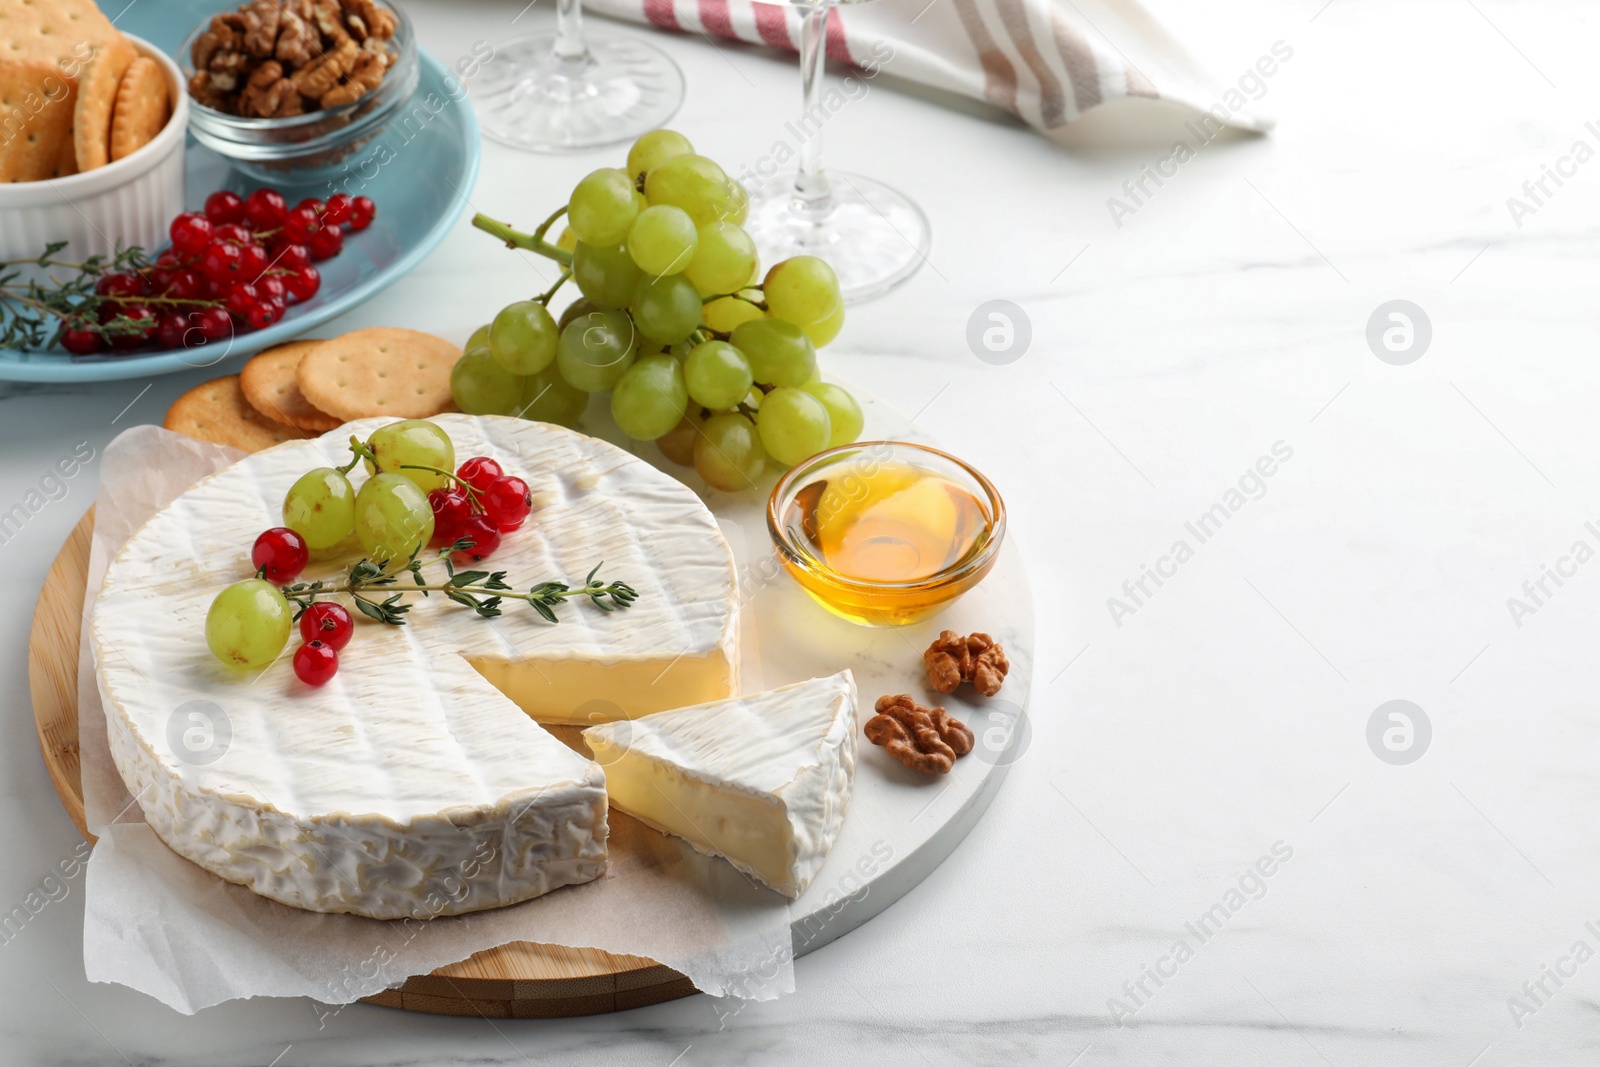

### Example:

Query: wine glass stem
xmin=792 ymin=4 xmax=835 ymax=221
xmin=555 ymin=0 xmax=589 ymax=63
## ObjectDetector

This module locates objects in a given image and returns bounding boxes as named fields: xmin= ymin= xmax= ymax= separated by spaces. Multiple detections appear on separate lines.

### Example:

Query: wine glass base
xmin=744 ymin=171 xmax=930 ymax=303
xmin=469 ymin=30 xmax=685 ymax=153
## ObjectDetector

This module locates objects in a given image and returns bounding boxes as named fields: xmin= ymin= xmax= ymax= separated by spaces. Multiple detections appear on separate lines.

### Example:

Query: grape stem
xmin=471 ymin=208 xmax=572 ymax=268
xmin=337 ymin=435 xmax=377 ymax=475
xmin=702 ymin=290 xmax=766 ymax=310
xmin=399 ymin=462 xmax=486 ymax=508
xmin=535 ymin=269 xmax=571 ymax=306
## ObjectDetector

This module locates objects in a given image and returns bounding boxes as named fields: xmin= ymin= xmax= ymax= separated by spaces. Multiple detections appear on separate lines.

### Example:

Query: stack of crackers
xmin=0 ymin=0 xmax=172 ymax=182
xmin=163 ymin=328 xmax=461 ymax=452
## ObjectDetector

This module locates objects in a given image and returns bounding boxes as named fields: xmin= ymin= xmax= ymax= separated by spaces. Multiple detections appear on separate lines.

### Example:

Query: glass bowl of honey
xmin=767 ymin=441 xmax=1006 ymax=626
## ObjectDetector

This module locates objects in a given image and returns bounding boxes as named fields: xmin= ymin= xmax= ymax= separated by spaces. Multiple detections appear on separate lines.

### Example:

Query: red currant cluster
xmin=62 ymin=188 xmax=376 ymax=357
xmin=248 ymin=525 xmax=351 ymax=686
xmin=430 ymin=456 xmax=533 ymax=564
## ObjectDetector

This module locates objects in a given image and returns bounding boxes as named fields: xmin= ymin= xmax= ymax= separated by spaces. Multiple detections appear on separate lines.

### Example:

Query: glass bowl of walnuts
xmin=178 ymin=0 xmax=419 ymax=183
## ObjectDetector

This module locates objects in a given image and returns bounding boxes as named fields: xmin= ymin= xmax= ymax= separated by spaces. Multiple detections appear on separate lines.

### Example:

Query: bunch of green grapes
xmin=456 ymin=129 xmax=864 ymax=492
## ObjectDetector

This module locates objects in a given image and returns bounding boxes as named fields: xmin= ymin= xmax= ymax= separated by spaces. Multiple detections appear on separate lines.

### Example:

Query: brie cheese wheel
xmin=91 ymin=414 xmax=740 ymax=918
xmin=583 ymin=671 xmax=858 ymax=898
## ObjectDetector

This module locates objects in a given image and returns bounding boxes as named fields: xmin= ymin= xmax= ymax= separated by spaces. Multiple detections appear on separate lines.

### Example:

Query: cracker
xmin=108 ymin=55 xmax=167 ymax=162
xmin=240 ymin=340 xmax=342 ymax=432
xmin=295 ymin=328 xmax=460 ymax=421
xmin=164 ymin=375 xmax=314 ymax=453
xmin=0 ymin=0 xmax=121 ymax=64
xmin=0 ymin=57 xmax=76 ymax=181
xmin=72 ymin=34 xmax=134 ymax=171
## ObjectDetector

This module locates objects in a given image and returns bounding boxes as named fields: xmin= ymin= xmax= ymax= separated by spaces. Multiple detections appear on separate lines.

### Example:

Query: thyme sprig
xmin=0 ymin=241 xmax=224 ymax=350
xmin=279 ymin=542 xmax=639 ymax=626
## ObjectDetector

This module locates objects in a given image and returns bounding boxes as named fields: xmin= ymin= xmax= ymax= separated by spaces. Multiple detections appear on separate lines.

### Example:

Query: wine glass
xmin=468 ymin=0 xmax=685 ymax=153
xmin=743 ymin=0 xmax=931 ymax=303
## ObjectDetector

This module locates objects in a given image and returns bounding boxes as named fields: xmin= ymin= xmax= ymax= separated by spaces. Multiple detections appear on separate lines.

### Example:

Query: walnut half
xmin=924 ymin=630 xmax=1009 ymax=697
xmin=864 ymin=694 xmax=975 ymax=775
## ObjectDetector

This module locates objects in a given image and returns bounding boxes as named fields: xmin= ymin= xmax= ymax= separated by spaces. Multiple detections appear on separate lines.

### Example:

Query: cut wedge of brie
xmin=91 ymin=415 xmax=740 ymax=918
xmin=583 ymin=672 xmax=858 ymax=898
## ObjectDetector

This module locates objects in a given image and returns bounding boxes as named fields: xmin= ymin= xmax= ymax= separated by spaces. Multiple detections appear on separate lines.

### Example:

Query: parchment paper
xmin=77 ymin=426 xmax=793 ymax=1014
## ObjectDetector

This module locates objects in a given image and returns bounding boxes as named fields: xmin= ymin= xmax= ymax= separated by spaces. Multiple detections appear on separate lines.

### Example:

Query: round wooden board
xmin=29 ymin=507 xmax=694 ymax=1019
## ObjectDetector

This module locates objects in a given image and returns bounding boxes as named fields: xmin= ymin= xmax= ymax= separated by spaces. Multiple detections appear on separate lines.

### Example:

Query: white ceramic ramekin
xmin=0 ymin=34 xmax=187 ymax=264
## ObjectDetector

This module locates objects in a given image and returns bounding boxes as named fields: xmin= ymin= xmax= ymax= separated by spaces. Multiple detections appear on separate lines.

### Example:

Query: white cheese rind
xmin=584 ymin=672 xmax=858 ymax=898
xmin=91 ymin=415 xmax=740 ymax=918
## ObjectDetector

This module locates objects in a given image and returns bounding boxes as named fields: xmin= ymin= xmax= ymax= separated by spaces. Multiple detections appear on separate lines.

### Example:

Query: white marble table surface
xmin=5 ymin=0 xmax=1600 ymax=1062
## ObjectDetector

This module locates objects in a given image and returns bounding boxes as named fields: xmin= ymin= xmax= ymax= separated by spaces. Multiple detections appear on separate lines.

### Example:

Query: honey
xmin=775 ymin=458 xmax=999 ymax=626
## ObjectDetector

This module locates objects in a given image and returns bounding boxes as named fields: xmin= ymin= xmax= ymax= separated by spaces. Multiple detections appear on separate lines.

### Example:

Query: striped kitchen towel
xmin=587 ymin=0 xmax=1277 ymax=133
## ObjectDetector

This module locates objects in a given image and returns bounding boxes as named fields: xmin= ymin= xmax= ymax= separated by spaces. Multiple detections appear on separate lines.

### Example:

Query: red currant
xmin=165 ymin=268 xmax=205 ymax=301
xmin=299 ymin=602 xmax=354 ymax=651
xmin=282 ymin=204 xmax=322 ymax=245
xmin=225 ymin=282 xmax=260 ymax=318
xmin=155 ymin=248 xmax=185 ymax=269
xmin=456 ymin=456 xmax=503 ymax=495
xmin=307 ymin=222 xmax=343 ymax=261
xmin=94 ymin=272 xmax=145 ymax=298
xmin=200 ymin=240 xmax=245 ymax=282
xmin=244 ymin=187 xmax=288 ymax=230
xmin=246 ymin=300 xmax=282 ymax=330
xmin=273 ymin=243 xmax=312 ymax=271
xmin=204 ymin=190 xmax=245 ymax=225
xmin=109 ymin=305 xmax=157 ymax=350
xmin=252 ymin=526 xmax=309 ymax=582
xmin=193 ymin=306 xmax=233 ymax=341
xmin=170 ymin=212 xmax=214 ymax=257
xmin=428 ymin=487 xmax=474 ymax=546
xmin=349 ymin=195 xmax=376 ymax=231
xmin=237 ymin=241 xmax=270 ymax=280
xmin=293 ymin=640 xmax=339 ymax=686
xmin=211 ymin=223 xmax=252 ymax=246
xmin=61 ymin=328 xmax=103 ymax=355
xmin=452 ymin=514 xmax=502 ymax=564
xmin=483 ymin=476 xmax=532 ymax=532
xmin=155 ymin=311 xmax=192 ymax=350
xmin=323 ymin=193 xmax=354 ymax=226
xmin=256 ymin=274 xmax=287 ymax=303
xmin=284 ymin=264 xmax=321 ymax=302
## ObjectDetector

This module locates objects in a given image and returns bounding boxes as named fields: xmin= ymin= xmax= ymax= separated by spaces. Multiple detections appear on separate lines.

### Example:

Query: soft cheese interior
xmin=91 ymin=415 xmax=740 ymax=918
xmin=583 ymin=672 xmax=858 ymax=899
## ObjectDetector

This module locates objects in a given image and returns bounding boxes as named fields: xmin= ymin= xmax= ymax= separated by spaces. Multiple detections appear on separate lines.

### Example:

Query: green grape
xmin=631 ymin=274 xmax=702 ymax=344
xmin=668 ymin=339 xmax=695 ymax=360
xmin=702 ymin=293 xmax=765 ymax=334
xmin=558 ymin=297 xmax=598 ymax=332
xmin=355 ymin=472 xmax=434 ymax=567
xmin=467 ymin=323 xmax=490 ymax=351
xmin=451 ymin=346 xmax=522 ymax=415
xmin=489 ymin=299 xmax=559 ymax=374
xmin=683 ymin=340 xmax=753 ymax=410
xmin=206 ymin=579 xmax=293 ymax=670
xmin=656 ymin=408 xmax=705 ymax=466
xmin=757 ymin=387 xmax=831 ymax=466
xmin=365 ymin=419 xmax=456 ymax=492
xmin=572 ymin=242 xmax=643 ymax=309
xmin=802 ymin=302 xmax=845 ymax=347
xmin=283 ymin=467 xmax=356 ymax=550
xmin=568 ymin=168 xmax=638 ymax=247
xmin=764 ymin=256 xmax=842 ymax=326
xmin=627 ymin=205 xmax=698 ymax=276
xmin=644 ymin=155 xmax=733 ymax=226
xmin=556 ymin=226 xmax=577 ymax=252
xmin=627 ymin=129 xmax=694 ymax=181
xmin=724 ymin=178 xmax=749 ymax=225
xmin=684 ymin=222 xmax=757 ymax=296
xmin=516 ymin=366 xmax=589 ymax=427
xmin=801 ymin=381 xmax=864 ymax=448
xmin=694 ymin=412 xmax=767 ymax=491
xmin=611 ymin=355 xmax=689 ymax=441
xmin=730 ymin=318 xmax=816 ymax=386
xmin=557 ymin=309 xmax=638 ymax=392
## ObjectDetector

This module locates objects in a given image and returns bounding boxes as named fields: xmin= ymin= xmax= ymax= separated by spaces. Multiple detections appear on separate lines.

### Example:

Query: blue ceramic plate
xmin=0 ymin=3 xmax=480 ymax=384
